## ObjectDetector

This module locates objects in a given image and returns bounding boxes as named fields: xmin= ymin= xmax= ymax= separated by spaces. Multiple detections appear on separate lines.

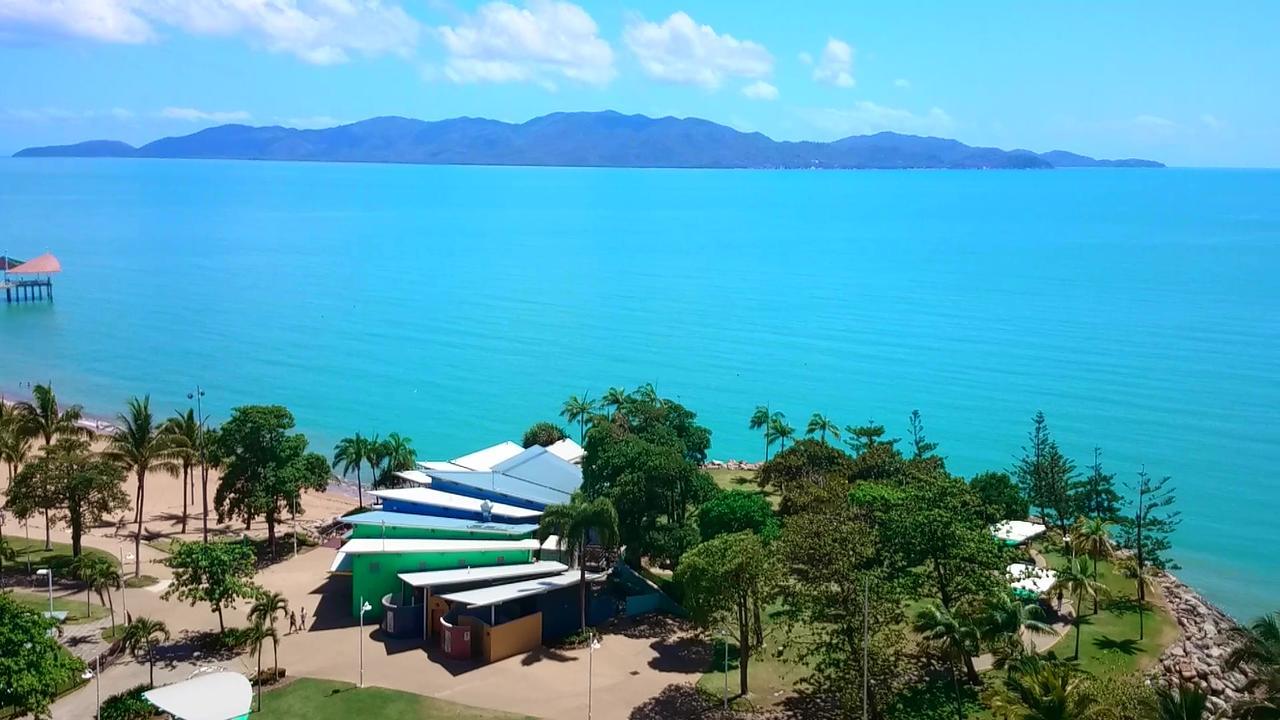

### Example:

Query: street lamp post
xmin=35 ymin=567 xmax=52 ymax=615
xmin=186 ymin=386 xmax=208 ymax=543
xmin=587 ymin=631 xmax=601 ymax=720
xmin=358 ymin=599 xmax=372 ymax=688
xmin=118 ymin=545 xmax=134 ymax=622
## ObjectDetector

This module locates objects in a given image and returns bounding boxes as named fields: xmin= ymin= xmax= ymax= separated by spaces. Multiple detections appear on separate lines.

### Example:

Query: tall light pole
xmin=358 ymin=599 xmax=372 ymax=688
xmin=587 ymin=631 xmax=601 ymax=719
xmin=36 ymin=567 xmax=52 ymax=615
xmin=187 ymin=386 xmax=208 ymax=543
xmin=118 ymin=545 xmax=133 ymax=621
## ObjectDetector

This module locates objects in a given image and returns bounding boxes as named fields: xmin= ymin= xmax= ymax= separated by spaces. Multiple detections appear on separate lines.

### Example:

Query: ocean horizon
xmin=1 ymin=157 xmax=1277 ymax=620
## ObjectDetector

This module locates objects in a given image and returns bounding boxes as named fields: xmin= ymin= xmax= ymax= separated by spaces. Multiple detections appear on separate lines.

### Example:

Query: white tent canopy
xmin=991 ymin=520 xmax=1047 ymax=545
xmin=1007 ymin=563 xmax=1057 ymax=596
xmin=143 ymin=672 xmax=252 ymax=720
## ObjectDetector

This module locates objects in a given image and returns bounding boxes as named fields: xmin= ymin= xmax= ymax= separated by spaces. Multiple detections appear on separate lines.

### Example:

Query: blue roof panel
xmin=345 ymin=510 xmax=537 ymax=536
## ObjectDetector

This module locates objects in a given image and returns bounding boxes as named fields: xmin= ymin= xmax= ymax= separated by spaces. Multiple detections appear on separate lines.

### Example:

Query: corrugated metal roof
xmin=369 ymin=487 xmax=543 ymax=521
xmin=397 ymin=560 xmax=568 ymax=588
xmin=336 ymin=537 xmax=540 ymax=555
xmin=438 ymin=570 xmax=606 ymax=608
xmin=492 ymin=445 xmax=582 ymax=494
xmin=426 ymin=470 xmax=568 ymax=507
xmin=545 ymin=438 xmax=585 ymax=464
xmin=345 ymin=510 xmax=536 ymax=536
xmin=451 ymin=441 xmax=525 ymax=470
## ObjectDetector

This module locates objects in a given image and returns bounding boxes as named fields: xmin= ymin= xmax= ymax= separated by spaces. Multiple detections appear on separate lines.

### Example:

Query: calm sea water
xmin=1 ymin=158 xmax=1277 ymax=619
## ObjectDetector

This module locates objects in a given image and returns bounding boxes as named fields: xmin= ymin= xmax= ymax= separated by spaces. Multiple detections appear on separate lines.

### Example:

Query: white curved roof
xmin=143 ymin=671 xmax=252 ymax=720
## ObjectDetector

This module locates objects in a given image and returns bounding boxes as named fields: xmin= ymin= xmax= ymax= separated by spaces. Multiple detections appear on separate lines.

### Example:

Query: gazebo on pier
xmin=2 ymin=253 xmax=61 ymax=303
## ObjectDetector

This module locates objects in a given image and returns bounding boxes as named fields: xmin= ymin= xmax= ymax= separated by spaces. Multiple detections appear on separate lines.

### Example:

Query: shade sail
xmin=143 ymin=672 xmax=252 ymax=720
xmin=7 ymin=253 xmax=61 ymax=275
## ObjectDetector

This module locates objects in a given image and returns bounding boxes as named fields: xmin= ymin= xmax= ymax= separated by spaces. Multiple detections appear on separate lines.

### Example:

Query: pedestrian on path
xmin=299 ymin=606 xmax=307 ymax=632
xmin=289 ymin=611 xmax=298 ymax=634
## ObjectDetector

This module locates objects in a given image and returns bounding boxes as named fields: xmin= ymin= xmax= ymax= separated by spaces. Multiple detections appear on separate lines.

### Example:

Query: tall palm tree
xmin=247 ymin=620 xmax=278 ymax=710
xmin=248 ymin=590 xmax=290 ymax=675
xmin=766 ymin=413 xmax=795 ymax=453
xmin=0 ymin=414 xmax=32 ymax=484
xmin=1227 ymin=610 xmax=1280 ymax=718
xmin=1117 ymin=556 xmax=1159 ymax=641
xmin=332 ymin=433 xmax=371 ymax=508
xmin=1053 ymin=557 xmax=1108 ymax=660
xmin=748 ymin=405 xmax=772 ymax=462
xmin=1004 ymin=661 xmax=1101 ymax=720
xmin=15 ymin=383 xmax=91 ymax=549
xmin=364 ymin=434 xmax=388 ymax=496
xmin=107 ymin=396 xmax=178 ymax=577
xmin=915 ymin=603 xmax=982 ymax=719
xmin=805 ymin=412 xmax=840 ymax=444
xmin=632 ymin=383 xmax=659 ymax=404
xmin=1072 ymin=517 xmax=1116 ymax=614
xmin=121 ymin=617 xmax=170 ymax=686
xmin=601 ymin=387 xmax=630 ymax=416
xmin=374 ymin=433 xmax=416 ymax=488
xmin=560 ymin=394 xmax=597 ymax=443
xmin=71 ymin=553 xmax=121 ymax=632
xmin=1156 ymin=685 xmax=1208 ymax=720
xmin=535 ymin=493 xmax=620 ymax=632
xmin=161 ymin=409 xmax=200 ymax=534
xmin=0 ymin=535 xmax=15 ymax=589
xmin=980 ymin=593 xmax=1056 ymax=676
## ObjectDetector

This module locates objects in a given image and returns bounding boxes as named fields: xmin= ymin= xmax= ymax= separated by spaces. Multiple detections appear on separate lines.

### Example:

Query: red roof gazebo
xmin=2 ymin=252 xmax=61 ymax=303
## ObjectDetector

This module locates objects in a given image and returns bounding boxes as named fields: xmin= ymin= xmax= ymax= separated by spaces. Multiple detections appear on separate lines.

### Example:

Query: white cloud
xmin=437 ymin=0 xmax=614 ymax=87
xmin=797 ymin=51 xmax=812 ymax=65
xmin=741 ymin=80 xmax=778 ymax=101
xmin=0 ymin=0 xmax=421 ymax=65
xmin=812 ymin=37 xmax=854 ymax=88
xmin=283 ymin=115 xmax=346 ymax=128
xmin=624 ymin=12 xmax=772 ymax=89
xmin=894 ymin=78 xmax=910 ymax=89
xmin=801 ymin=101 xmax=954 ymax=138
xmin=161 ymin=107 xmax=251 ymax=123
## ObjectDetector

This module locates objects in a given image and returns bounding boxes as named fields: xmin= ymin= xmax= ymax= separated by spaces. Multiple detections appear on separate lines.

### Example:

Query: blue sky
xmin=1 ymin=1 xmax=1277 ymax=166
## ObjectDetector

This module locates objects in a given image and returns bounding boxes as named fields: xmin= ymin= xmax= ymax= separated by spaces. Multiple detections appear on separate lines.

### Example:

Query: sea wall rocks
xmin=1153 ymin=571 xmax=1250 ymax=717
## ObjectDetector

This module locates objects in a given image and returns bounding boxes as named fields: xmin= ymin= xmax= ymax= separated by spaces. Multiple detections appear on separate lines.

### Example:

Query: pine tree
xmin=1074 ymin=447 xmax=1122 ymax=521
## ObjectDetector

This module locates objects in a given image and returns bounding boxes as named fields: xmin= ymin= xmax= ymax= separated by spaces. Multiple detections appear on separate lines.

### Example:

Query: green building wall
xmin=349 ymin=524 xmax=533 ymax=541
xmin=349 ymin=548 xmax=535 ymax=618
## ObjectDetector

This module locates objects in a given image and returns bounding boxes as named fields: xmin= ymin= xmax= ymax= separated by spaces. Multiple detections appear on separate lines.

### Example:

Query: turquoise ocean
xmin=1 ymin=158 xmax=1276 ymax=619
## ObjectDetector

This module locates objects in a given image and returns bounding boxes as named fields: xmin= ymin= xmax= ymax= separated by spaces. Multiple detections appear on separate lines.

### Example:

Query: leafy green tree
xmin=107 ymin=396 xmax=177 ymax=576
xmin=560 ymin=394 xmax=597 ymax=443
xmin=372 ymin=432 xmax=416 ymax=488
xmin=1052 ymin=556 xmax=1107 ymax=659
xmin=215 ymin=405 xmax=330 ymax=550
xmin=6 ymin=438 xmax=129 ymax=557
xmin=843 ymin=419 xmax=900 ymax=455
xmin=675 ymin=532 xmax=776 ymax=697
xmin=521 ymin=421 xmax=568 ymax=448
xmin=644 ymin=523 xmax=700 ymax=569
xmin=843 ymin=420 xmax=906 ymax=483
xmin=1075 ymin=447 xmax=1122 ymax=521
xmin=0 ymin=534 xmax=16 ymax=586
xmin=766 ymin=413 xmax=795 ymax=453
xmin=248 ymin=590 xmax=289 ymax=675
xmin=535 ymin=493 xmax=619 ymax=631
xmin=1072 ymin=516 xmax=1116 ymax=613
xmin=120 ymin=617 xmax=170 ymax=686
xmin=805 ymin=412 xmax=840 ymax=444
xmin=697 ymin=490 xmax=777 ymax=542
xmin=332 ymin=432 xmax=371 ymax=508
xmin=748 ymin=405 xmax=773 ymax=461
xmin=1117 ymin=468 xmax=1180 ymax=612
xmin=99 ymin=683 xmax=159 ymax=720
xmin=14 ymin=383 xmax=92 ymax=548
xmin=757 ymin=437 xmax=855 ymax=513
xmin=915 ymin=603 xmax=982 ymax=716
xmin=978 ymin=593 xmax=1055 ymax=676
xmin=970 ymin=471 xmax=1029 ymax=524
xmin=162 ymin=539 xmax=258 ymax=632
xmin=161 ymin=409 xmax=201 ymax=534
xmin=0 ymin=593 xmax=85 ymax=718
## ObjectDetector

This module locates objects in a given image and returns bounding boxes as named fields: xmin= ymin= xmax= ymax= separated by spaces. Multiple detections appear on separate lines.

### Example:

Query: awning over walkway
xmin=438 ymin=569 xmax=607 ymax=609
xmin=398 ymin=560 xmax=568 ymax=589
xmin=143 ymin=671 xmax=252 ymax=720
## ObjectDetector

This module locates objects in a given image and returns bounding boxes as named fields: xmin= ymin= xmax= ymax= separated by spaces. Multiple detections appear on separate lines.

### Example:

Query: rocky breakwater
xmin=1154 ymin=571 xmax=1251 ymax=716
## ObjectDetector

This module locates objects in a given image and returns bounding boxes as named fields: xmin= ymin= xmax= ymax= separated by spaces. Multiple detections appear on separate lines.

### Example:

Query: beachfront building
xmin=329 ymin=440 xmax=613 ymax=664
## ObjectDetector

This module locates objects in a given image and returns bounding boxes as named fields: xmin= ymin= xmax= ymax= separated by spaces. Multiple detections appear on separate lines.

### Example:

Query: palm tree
xmin=107 ymin=396 xmax=178 ymax=577
xmin=766 ymin=413 xmax=795 ymax=453
xmin=247 ymin=620 xmax=278 ymax=711
xmin=1053 ymin=557 xmax=1107 ymax=660
xmin=1156 ymin=685 xmax=1208 ymax=720
xmin=601 ymin=387 xmax=630 ymax=416
xmin=1227 ymin=610 xmax=1280 ymax=718
xmin=161 ymin=409 xmax=200 ymax=534
xmin=535 ymin=493 xmax=619 ymax=632
xmin=71 ymin=553 xmax=121 ymax=632
xmin=121 ymin=617 xmax=170 ymax=686
xmin=375 ymin=433 xmax=416 ymax=488
xmin=364 ymin=434 xmax=388 ymax=495
xmin=0 ymin=402 xmax=34 ymax=481
xmin=560 ymin=394 xmax=597 ymax=443
xmin=632 ymin=383 xmax=659 ymax=404
xmin=248 ymin=590 xmax=290 ymax=676
xmin=915 ymin=603 xmax=982 ymax=719
xmin=980 ymin=593 xmax=1056 ymax=676
xmin=1072 ymin=517 xmax=1115 ymax=614
xmin=0 ymin=534 xmax=16 ymax=589
xmin=805 ymin=413 xmax=840 ymax=444
xmin=1004 ymin=661 xmax=1101 ymax=720
xmin=332 ymin=433 xmax=371 ymax=508
xmin=15 ymin=383 xmax=91 ymax=549
xmin=748 ymin=405 xmax=772 ymax=462
xmin=1117 ymin=556 xmax=1159 ymax=641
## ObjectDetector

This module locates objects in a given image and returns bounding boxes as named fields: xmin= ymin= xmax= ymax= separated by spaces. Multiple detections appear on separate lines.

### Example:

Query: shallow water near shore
xmin=1 ymin=158 xmax=1277 ymax=619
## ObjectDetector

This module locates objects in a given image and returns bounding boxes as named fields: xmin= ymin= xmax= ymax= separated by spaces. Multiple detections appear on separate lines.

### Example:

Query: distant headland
xmin=12 ymin=111 xmax=1163 ymax=170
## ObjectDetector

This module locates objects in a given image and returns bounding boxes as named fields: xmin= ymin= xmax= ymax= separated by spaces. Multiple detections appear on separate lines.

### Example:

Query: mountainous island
xmin=13 ymin=110 xmax=1163 ymax=170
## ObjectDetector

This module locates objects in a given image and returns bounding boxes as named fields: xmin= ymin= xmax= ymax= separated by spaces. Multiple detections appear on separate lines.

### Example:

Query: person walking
xmin=289 ymin=611 xmax=299 ymax=634
xmin=299 ymin=606 xmax=308 ymax=632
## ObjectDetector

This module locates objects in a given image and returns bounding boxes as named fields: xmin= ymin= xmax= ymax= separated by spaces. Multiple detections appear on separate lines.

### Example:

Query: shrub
xmin=98 ymin=684 xmax=156 ymax=720
xmin=646 ymin=523 xmax=700 ymax=570
xmin=522 ymin=421 xmax=567 ymax=448
xmin=250 ymin=667 xmax=287 ymax=687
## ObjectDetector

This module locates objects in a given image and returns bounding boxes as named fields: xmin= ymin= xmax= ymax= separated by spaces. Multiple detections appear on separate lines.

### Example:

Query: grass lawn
xmin=1037 ymin=547 xmax=1178 ymax=675
xmin=695 ymin=604 xmax=810 ymax=709
xmin=1 ymin=534 xmax=120 ymax=575
xmin=124 ymin=574 xmax=160 ymax=588
xmin=7 ymin=588 xmax=111 ymax=624
xmin=254 ymin=678 xmax=534 ymax=720
xmin=706 ymin=468 xmax=779 ymax=508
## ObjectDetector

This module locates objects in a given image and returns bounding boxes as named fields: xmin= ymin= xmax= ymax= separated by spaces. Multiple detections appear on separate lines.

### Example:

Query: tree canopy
xmin=0 ymin=593 xmax=85 ymax=718
xmin=162 ymin=539 xmax=258 ymax=632
xmin=697 ymin=489 xmax=778 ymax=542
xmin=521 ymin=421 xmax=567 ymax=448
xmin=970 ymin=471 xmax=1029 ymax=525
xmin=5 ymin=438 xmax=129 ymax=556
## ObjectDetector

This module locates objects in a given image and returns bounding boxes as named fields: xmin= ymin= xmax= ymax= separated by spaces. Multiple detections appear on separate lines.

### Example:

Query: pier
xmin=2 ymin=253 xmax=60 ymax=303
